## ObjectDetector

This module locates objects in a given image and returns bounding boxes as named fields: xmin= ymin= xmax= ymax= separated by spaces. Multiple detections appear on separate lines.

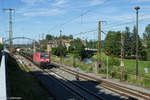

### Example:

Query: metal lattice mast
xmin=98 ymin=21 xmax=101 ymax=64
xmin=3 ymin=8 xmax=14 ymax=53
xmin=121 ymin=32 xmax=124 ymax=80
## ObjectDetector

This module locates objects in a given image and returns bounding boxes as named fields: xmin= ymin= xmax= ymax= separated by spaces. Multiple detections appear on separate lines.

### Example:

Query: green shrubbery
xmin=51 ymin=45 xmax=67 ymax=57
xmin=142 ymin=79 xmax=150 ymax=88
xmin=104 ymin=56 xmax=120 ymax=66
xmin=98 ymin=69 xmax=106 ymax=74
xmin=0 ymin=43 xmax=3 ymax=51
xmin=92 ymin=53 xmax=120 ymax=66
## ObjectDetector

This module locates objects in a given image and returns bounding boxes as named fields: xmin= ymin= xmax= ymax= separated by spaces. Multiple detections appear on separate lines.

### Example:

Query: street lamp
xmin=135 ymin=6 xmax=140 ymax=77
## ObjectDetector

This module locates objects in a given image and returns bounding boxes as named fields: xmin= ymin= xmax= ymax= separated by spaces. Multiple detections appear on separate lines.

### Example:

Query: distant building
xmin=62 ymin=40 xmax=72 ymax=50
xmin=47 ymin=40 xmax=59 ymax=52
xmin=0 ymin=37 xmax=3 ymax=44
xmin=81 ymin=40 xmax=87 ymax=46
xmin=40 ymin=38 xmax=86 ymax=52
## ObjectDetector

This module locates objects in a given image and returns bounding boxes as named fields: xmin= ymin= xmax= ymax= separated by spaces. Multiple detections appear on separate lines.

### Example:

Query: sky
xmin=0 ymin=0 xmax=150 ymax=42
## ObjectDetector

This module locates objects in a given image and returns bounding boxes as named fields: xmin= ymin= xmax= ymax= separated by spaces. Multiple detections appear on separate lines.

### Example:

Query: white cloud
xmin=131 ymin=0 xmax=150 ymax=2
xmin=90 ymin=0 xmax=105 ymax=6
xmin=18 ymin=0 xmax=67 ymax=17
xmin=52 ymin=0 xmax=69 ymax=7
xmin=20 ymin=0 xmax=47 ymax=5
xmin=34 ymin=21 xmax=41 ymax=24
xmin=20 ymin=0 xmax=37 ymax=5
xmin=18 ymin=8 xmax=64 ymax=17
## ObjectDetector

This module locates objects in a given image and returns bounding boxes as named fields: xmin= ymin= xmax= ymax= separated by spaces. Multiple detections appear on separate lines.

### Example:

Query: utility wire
xmin=67 ymin=16 xmax=150 ymax=41
xmin=103 ymin=17 xmax=150 ymax=30
xmin=48 ymin=1 xmax=107 ymax=33
xmin=71 ymin=29 xmax=97 ymax=36
xmin=48 ymin=10 xmax=94 ymax=32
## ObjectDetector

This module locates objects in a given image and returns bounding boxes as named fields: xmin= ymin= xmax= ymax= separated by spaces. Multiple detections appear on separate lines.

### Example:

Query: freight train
xmin=18 ymin=49 xmax=50 ymax=69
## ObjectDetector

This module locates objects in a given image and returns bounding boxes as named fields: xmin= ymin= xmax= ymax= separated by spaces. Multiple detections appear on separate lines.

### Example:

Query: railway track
xmin=17 ymin=53 xmax=150 ymax=100
xmin=46 ymin=69 xmax=105 ymax=100
xmin=51 ymin=62 xmax=150 ymax=100
xmin=15 ymin=54 xmax=105 ymax=100
xmin=45 ymin=70 xmax=89 ymax=100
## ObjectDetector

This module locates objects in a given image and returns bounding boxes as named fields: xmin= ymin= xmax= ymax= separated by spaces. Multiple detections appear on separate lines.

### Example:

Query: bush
xmin=124 ymin=73 xmax=128 ymax=80
xmin=111 ymin=72 xmax=121 ymax=79
xmin=98 ymin=69 xmax=106 ymax=74
xmin=88 ymin=67 xmax=93 ymax=72
xmin=51 ymin=45 xmax=67 ymax=57
xmin=104 ymin=56 xmax=120 ymax=66
xmin=0 ymin=44 xmax=3 ymax=51
xmin=142 ymin=79 xmax=150 ymax=88
xmin=92 ymin=53 xmax=120 ymax=66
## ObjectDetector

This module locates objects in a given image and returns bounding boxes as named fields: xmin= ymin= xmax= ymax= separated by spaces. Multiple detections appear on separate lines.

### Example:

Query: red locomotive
xmin=33 ymin=53 xmax=50 ymax=69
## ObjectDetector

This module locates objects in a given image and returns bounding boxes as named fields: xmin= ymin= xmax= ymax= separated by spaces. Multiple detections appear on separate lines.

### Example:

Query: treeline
xmin=51 ymin=38 xmax=88 ymax=60
xmin=143 ymin=24 xmax=150 ymax=60
xmin=46 ymin=24 xmax=150 ymax=61
xmin=46 ymin=34 xmax=73 ymax=40
xmin=104 ymin=24 xmax=150 ymax=60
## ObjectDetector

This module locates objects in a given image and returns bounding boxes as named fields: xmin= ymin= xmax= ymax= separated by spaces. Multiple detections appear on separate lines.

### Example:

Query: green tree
xmin=51 ymin=45 xmax=67 ymax=57
xmin=86 ymin=40 xmax=97 ymax=49
xmin=59 ymin=35 xmax=73 ymax=40
xmin=124 ymin=27 xmax=132 ymax=56
xmin=69 ymin=38 xmax=86 ymax=60
xmin=104 ymin=31 xmax=121 ymax=56
xmin=46 ymin=34 xmax=53 ymax=40
xmin=143 ymin=24 xmax=150 ymax=60
xmin=131 ymin=26 xmax=143 ymax=58
xmin=68 ymin=35 xmax=73 ymax=39
xmin=0 ymin=44 xmax=3 ymax=51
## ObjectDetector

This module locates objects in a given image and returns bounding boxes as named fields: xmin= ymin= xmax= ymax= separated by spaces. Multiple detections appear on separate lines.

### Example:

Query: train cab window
xmin=40 ymin=54 xmax=49 ymax=58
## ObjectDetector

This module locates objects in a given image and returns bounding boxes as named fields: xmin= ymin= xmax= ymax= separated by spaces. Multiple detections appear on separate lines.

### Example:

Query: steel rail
xmin=47 ymin=69 xmax=105 ymax=100
xmin=51 ymin=62 xmax=150 ymax=100
xmin=18 ymin=53 xmax=150 ymax=100
xmin=17 ymin=54 xmax=89 ymax=100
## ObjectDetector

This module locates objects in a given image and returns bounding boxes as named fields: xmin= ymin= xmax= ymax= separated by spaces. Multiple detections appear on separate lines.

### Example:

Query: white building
xmin=0 ymin=37 xmax=3 ymax=44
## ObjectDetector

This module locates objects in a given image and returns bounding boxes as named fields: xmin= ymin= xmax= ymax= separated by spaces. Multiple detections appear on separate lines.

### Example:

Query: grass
xmin=92 ymin=52 xmax=150 ymax=77
xmin=7 ymin=55 xmax=54 ymax=100
xmin=51 ymin=55 xmax=93 ymax=72
xmin=51 ymin=53 xmax=150 ymax=88
xmin=124 ymin=59 xmax=150 ymax=75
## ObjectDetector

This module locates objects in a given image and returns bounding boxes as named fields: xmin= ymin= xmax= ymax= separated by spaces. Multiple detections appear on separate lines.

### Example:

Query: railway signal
xmin=105 ymin=50 xmax=110 ymax=79
xmin=105 ymin=50 xmax=111 ymax=56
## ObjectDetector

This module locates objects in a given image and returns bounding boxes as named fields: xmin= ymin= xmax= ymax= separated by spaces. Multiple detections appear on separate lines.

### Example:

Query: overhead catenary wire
xmin=65 ymin=16 xmax=149 ymax=41
xmin=48 ymin=10 xmax=95 ymax=33
xmin=48 ymin=0 xmax=108 ymax=33
xmin=103 ymin=17 xmax=150 ymax=30
xmin=68 ymin=20 xmax=135 ymax=37
xmin=49 ymin=16 xmax=150 ymax=42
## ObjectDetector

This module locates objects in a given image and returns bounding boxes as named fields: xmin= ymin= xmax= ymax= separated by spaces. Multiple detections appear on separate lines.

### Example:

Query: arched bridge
xmin=4 ymin=37 xmax=36 ymax=43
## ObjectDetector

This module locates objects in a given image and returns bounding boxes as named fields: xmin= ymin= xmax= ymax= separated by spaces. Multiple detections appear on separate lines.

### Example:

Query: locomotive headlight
xmin=40 ymin=59 xmax=44 ymax=61
xmin=46 ymin=59 xmax=49 ymax=61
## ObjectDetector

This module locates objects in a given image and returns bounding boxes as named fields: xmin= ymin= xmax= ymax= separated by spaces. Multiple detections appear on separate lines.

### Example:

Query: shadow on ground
xmin=6 ymin=54 xmax=135 ymax=100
